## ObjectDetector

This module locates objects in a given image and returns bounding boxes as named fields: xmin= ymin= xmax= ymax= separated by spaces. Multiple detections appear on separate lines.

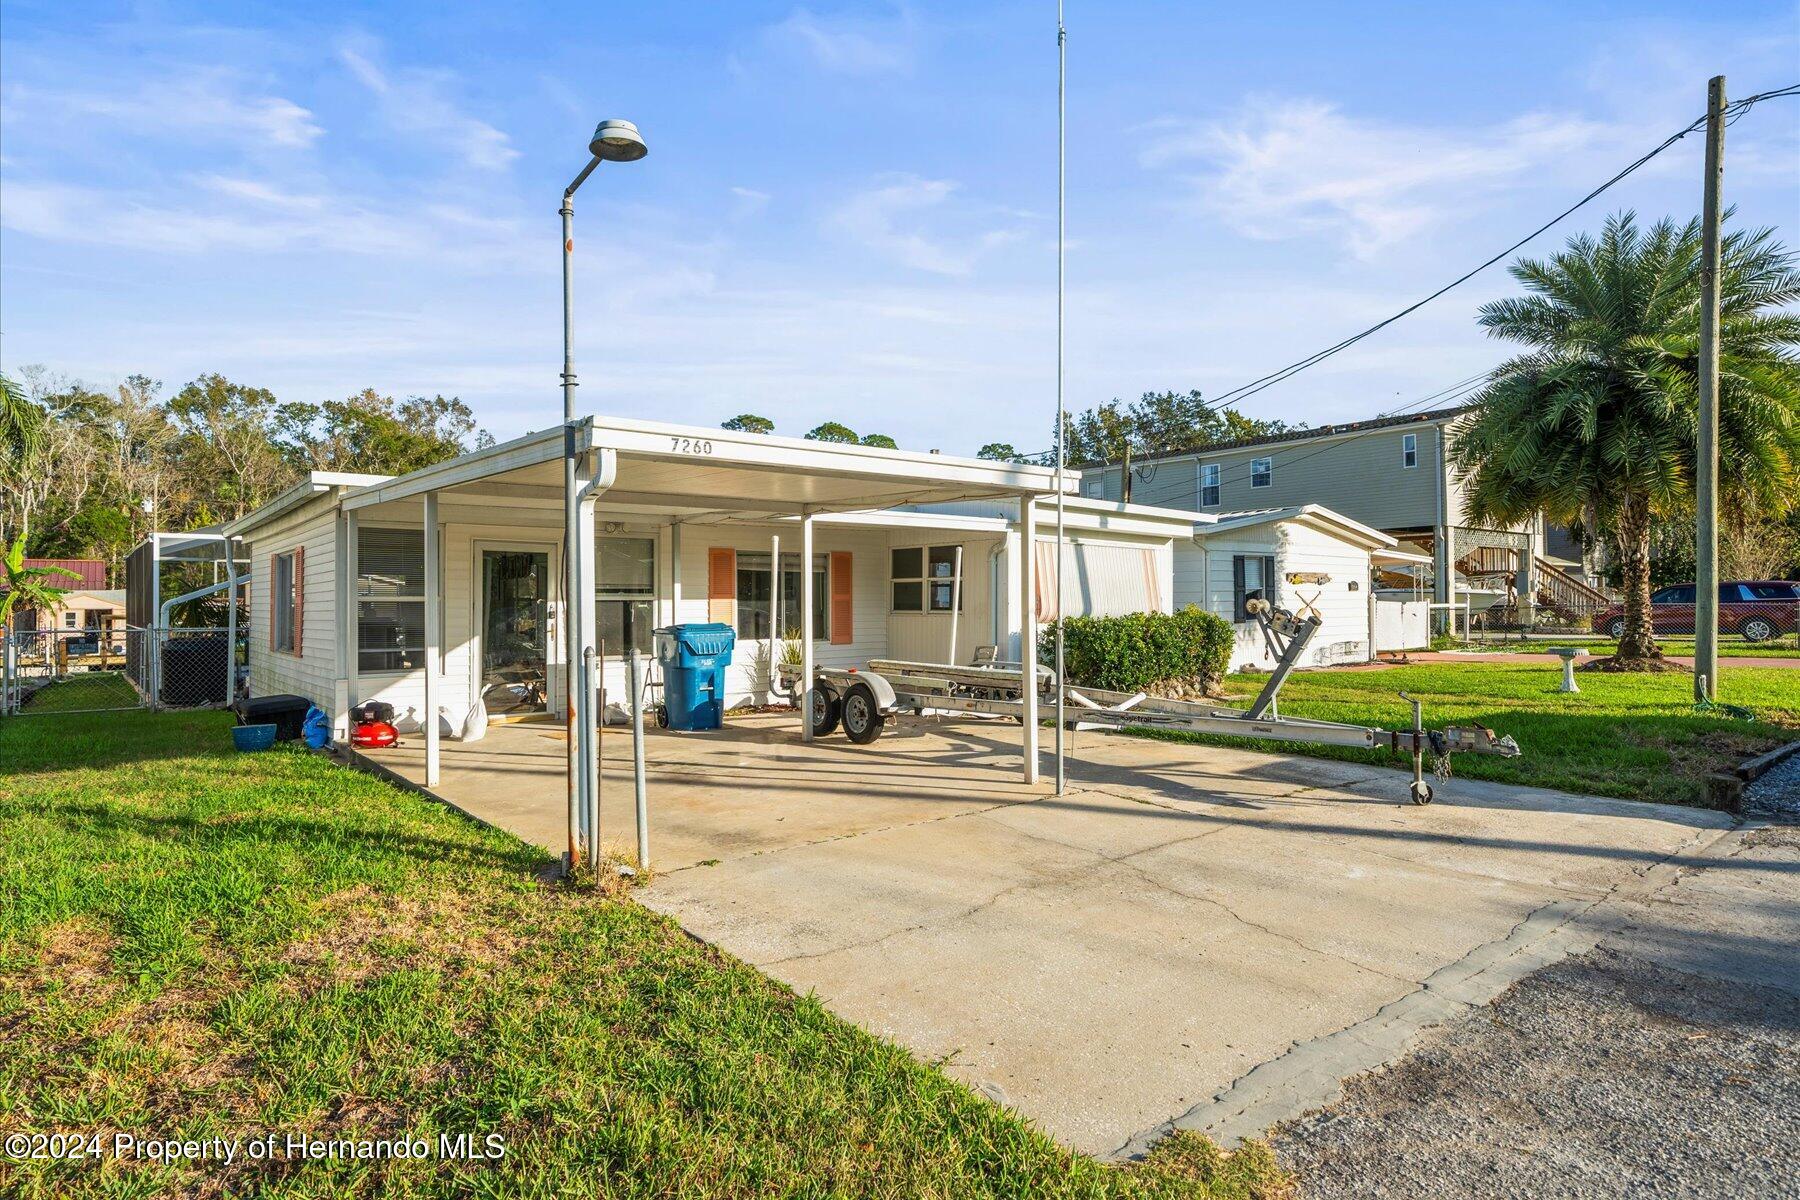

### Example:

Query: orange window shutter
xmin=830 ymin=552 xmax=853 ymax=644
xmin=708 ymin=549 xmax=736 ymax=623
xmin=293 ymin=545 xmax=304 ymax=655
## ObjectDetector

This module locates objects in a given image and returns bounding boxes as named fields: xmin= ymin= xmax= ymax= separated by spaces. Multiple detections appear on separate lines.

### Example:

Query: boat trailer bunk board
xmin=780 ymin=600 xmax=1520 ymax=805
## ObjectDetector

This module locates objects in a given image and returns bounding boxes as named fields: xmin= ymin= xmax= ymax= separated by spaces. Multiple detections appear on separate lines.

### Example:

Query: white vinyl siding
xmin=245 ymin=496 xmax=340 ymax=712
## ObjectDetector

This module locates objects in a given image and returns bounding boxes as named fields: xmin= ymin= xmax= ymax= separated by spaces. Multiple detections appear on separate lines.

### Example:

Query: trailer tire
xmin=1410 ymin=780 xmax=1434 ymax=806
xmin=842 ymin=683 xmax=886 ymax=744
xmin=810 ymin=690 xmax=842 ymax=738
xmin=654 ymin=705 xmax=669 ymax=730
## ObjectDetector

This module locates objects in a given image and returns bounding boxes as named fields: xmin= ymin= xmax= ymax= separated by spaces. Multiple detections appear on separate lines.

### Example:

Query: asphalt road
xmin=1272 ymin=823 xmax=1800 ymax=1199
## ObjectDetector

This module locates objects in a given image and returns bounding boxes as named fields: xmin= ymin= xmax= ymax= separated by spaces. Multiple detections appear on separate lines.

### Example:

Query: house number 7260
xmin=670 ymin=437 xmax=713 ymax=455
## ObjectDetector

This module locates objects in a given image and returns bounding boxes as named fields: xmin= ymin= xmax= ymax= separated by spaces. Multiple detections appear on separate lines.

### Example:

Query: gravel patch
xmin=1271 ymin=948 xmax=1800 ymax=1199
xmin=1746 ymin=747 xmax=1800 ymax=820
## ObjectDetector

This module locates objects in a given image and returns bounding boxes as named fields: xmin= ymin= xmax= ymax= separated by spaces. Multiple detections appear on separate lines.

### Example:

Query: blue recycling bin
xmin=654 ymin=622 xmax=736 ymax=731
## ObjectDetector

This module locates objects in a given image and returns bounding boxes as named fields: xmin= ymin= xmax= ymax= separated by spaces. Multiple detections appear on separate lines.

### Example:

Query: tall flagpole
xmin=1053 ymin=0 xmax=1067 ymax=795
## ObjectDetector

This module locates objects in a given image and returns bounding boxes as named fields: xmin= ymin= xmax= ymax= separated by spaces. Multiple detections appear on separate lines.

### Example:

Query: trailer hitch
xmin=1390 ymin=691 xmax=1521 ymax=805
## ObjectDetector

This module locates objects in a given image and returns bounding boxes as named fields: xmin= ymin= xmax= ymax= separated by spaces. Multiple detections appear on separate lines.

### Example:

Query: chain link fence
xmin=3 ymin=626 xmax=247 ymax=716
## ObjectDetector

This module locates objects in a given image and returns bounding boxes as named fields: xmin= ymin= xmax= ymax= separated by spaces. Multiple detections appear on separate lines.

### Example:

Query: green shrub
xmin=1040 ymin=606 xmax=1234 ymax=693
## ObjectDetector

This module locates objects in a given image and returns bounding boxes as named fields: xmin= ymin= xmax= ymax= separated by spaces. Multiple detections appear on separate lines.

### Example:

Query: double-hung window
xmin=271 ymin=549 xmax=298 ymax=653
xmin=737 ymin=552 xmax=827 ymax=640
xmin=1199 ymin=463 xmax=1220 ymax=507
xmin=597 ymin=536 xmax=655 ymax=657
xmin=1402 ymin=432 xmax=1417 ymax=469
xmin=1250 ymin=456 xmax=1273 ymax=488
xmin=890 ymin=546 xmax=965 ymax=612
xmin=357 ymin=528 xmax=424 ymax=673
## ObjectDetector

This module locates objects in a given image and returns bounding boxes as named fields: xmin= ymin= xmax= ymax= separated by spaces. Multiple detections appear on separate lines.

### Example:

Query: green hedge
xmin=1039 ymin=606 xmax=1234 ymax=693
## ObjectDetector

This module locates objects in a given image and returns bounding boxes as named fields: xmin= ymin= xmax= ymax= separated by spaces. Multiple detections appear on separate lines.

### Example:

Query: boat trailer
xmin=780 ymin=600 xmax=1519 ymax=805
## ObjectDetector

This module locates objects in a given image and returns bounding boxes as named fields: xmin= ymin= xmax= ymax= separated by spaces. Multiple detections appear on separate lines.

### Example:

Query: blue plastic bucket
xmin=232 ymin=723 xmax=278 ymax=752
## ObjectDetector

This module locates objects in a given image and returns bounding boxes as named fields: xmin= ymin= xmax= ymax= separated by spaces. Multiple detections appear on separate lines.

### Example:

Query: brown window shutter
xmin=830 ymin=552 xmax=853 ymax=644
xmin=293 ymin=545 xmax=304 ymax=655
xmin=708 ymin=548 xmax=735 ymax=623
xmin=269 ymin=553 xmax=277 ymax=649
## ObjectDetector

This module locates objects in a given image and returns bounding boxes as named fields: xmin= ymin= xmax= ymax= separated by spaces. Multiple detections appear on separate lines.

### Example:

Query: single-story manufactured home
xmin=219 ymin=414 xmax=1422 ymax=863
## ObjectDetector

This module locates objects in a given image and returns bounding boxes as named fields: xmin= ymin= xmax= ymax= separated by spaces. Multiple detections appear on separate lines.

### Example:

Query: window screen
xmin=356 ymin=528 xmax=424 ymax=672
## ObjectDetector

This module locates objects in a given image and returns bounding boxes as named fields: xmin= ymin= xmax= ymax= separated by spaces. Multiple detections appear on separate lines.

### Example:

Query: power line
xmin=1186 ymin=83 xmax=1799 ymax=419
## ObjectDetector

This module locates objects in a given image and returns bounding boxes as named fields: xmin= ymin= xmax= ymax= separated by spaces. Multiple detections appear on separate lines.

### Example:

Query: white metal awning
xmin=342 ymin=415 xmax=1064 ymax=520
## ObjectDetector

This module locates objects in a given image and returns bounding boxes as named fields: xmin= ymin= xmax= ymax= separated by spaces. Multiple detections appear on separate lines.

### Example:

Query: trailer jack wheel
xmin=1410 ymin=780 xmax=1434 ymax=806
xmin=842 ymin=683 xmax=886 ymax=744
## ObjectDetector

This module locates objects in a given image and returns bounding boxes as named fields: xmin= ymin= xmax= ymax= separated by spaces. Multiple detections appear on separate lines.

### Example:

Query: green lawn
xmin=1141 ymin=662 xmax=1798 ymax=806
xmin=0 ymin=710 xmax=1289 ymax=1199
xmin=1459 ymin=636 xmax=1800 ymax=659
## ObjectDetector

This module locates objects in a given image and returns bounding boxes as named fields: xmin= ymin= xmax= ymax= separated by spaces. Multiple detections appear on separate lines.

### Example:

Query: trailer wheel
xmin=810 ymin=690 xmax=842 ymax=737
xmin=842 ymin=683 xmax=886 ymax=744
xmin=1410 ymin=780 xmax=1434 ymax=806
xmin=654 ymin=705 xmax=669 ymax=730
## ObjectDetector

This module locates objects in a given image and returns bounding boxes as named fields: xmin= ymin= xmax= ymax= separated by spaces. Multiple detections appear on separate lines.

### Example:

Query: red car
xmin=1592 ymin=580 xmax=1799 ymax=642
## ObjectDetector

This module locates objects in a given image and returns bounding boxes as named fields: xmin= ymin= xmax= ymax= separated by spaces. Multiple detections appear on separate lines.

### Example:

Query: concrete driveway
xmin=362 ymin=711 xmax=1761 ymax=1158
xmin=631 ymin=716 xmax=1746 ymax=1158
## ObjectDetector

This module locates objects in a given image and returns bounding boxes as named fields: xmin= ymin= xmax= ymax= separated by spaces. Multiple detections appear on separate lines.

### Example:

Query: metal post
xmin=423 ymin=491 xmax=440 ymax=788
xmin=801 ymin=513 xmax=815 ymax=742
xmin=769 ymin=532 xmax=780 ymax=700
xmin=576 ymin=473 xmax=599 ymax=869
xmin=224 ymin=539 xmax=238 ymax=707
xmin=1695 ymin=74 xmax=1725 ymax=703
xmin=1053 ymin=1 xmax=1067 ymax=796
xmin=947 ymin=545 xmax=963 ymax=665
xmin=563 ymin=497 xmax=580 ymax=871
xmin=1019 ymin=495 xmax=1039 ymax=784
xmin=345 ymin=512 xmax=359 ymax=736
xmin=630 ymin=647 xmax=649 ymax=869
xmin=669 ymin=521 xmax=683 ymax=623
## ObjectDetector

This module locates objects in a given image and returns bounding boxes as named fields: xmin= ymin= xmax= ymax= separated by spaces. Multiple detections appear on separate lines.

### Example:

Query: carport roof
xmin=342 ymin=415 xmax=1066 ymax=522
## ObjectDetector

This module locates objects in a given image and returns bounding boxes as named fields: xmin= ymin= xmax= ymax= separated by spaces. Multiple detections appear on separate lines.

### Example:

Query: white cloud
xmin=729 ymin=186 xmax=772 ymax=219
xmin=828 ymin=175 xmax=1031 ymax=276
xmin=762 ymin=7 xmax=915 ymax=75
xmin=338 ymin=38 xmax=518 ymax=170
xmin=5 ymin=71 xmax=321 ymax=149
xmin=1140 ymin=99 xmax=1608 ymax=258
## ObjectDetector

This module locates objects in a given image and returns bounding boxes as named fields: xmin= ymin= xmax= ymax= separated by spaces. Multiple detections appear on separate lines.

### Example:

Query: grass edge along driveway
xmin=0 ymin=709 xmax=1292 ymax=1200
xmin=1139 ymin=661 xmax=1798 ymax=807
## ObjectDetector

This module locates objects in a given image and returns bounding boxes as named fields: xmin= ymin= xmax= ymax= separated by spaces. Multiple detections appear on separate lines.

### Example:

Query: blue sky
xmin=3 ymin=1 xmax=1796 ymax=455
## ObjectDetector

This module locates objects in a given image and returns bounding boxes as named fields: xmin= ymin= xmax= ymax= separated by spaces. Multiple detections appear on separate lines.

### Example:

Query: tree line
xmin=0 ymin=367 xmax=492 ymax=586
xmin=724 ymin=391 xmax=1296 ymax=468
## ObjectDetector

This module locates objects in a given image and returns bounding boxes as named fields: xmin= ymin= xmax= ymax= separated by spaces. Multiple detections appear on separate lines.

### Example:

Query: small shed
xmin=1177 ymin=505 xmax=1398 ymax=670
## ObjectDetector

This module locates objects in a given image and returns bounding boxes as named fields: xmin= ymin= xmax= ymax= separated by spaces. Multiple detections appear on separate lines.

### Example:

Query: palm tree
xmin=1453 ymin=212 xmax=1800 ymax=664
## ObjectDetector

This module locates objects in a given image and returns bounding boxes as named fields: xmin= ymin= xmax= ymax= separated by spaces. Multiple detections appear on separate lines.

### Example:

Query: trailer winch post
xmin=1401 ymin=691 xmax=1432 ymax=805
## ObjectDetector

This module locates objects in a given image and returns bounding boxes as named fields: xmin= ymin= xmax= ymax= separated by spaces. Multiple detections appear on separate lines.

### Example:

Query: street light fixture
xmin=563 ymin=119 xmax=648 ymax=420
xmin=561 ymin=118 xmax=646 ymax=874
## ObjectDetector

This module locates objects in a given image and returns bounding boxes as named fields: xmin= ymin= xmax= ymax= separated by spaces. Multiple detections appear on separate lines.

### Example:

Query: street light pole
xmin=560 ymin=119 xmax=647 ymax=873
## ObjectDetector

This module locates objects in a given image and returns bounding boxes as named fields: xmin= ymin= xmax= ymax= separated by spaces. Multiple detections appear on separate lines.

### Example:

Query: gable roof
xmin=1194 ymin=504 xmax=1397 ymax=551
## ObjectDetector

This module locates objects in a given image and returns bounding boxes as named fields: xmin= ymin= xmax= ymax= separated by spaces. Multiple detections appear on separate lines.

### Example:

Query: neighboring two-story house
xmin=1078 ymin=406 xmax=1605 ymax=622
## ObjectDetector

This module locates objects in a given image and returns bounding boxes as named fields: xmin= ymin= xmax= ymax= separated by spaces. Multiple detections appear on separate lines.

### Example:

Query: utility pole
xmin=1695 ymin=75 xmax=1725 ymax=703
xmin=1120 ymin=442 xmax=1132 ymax=505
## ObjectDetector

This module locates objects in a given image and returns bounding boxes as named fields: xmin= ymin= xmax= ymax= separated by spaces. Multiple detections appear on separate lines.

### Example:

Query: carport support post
xmin=801 ymin=513 xmax=815 ymax=743
xmin=423 ymin=491 xmax=441 ymax=788
xmin=1019 ymin=496 xmax=1039 ymax=784
xmin=339 ymin=511 xmax=360 ymax=740
xmin=575 ymin=466 xmax=599 ymax=871
xmin=769 ymin=532 xmax=780 ymax=701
